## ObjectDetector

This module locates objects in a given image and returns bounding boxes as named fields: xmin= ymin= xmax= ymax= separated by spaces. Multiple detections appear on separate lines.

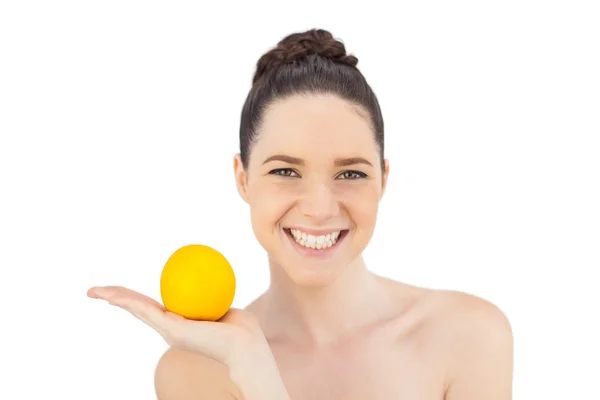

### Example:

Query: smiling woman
xmin=89 ymin=28 xmax=513 ymax=400
xmin=236 ymin=90 xmax=388 ymax=289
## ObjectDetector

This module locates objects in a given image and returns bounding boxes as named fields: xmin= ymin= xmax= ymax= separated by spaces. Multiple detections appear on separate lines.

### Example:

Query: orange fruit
xmin=160 ymin=244 xmax=236 ymax=321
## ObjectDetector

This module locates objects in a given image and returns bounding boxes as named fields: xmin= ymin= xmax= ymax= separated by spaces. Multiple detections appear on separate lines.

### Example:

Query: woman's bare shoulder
xmin=154 ymin=347 xmax=242 ymax=400
xmin=388 ymin=281 xmax=512 ymax=349
xmin=388 ymin=284 xmax=512 ymax=390
xmin=403 ymin=285 xmax=512 ymax=343
xmin=426 ymin=289 xmax=512 ymax=334
xmin=419 ymin=288 xmax=513 ymax=393
xmin=387 ymin=279 xmax=511 ymax=328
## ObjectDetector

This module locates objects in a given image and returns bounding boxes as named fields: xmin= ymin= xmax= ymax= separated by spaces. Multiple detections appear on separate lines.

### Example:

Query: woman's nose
xmin=298 ymin=181 xmax=340 ymax=222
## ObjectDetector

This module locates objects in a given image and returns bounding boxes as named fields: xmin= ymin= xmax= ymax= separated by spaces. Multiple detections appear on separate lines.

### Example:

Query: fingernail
xmin=87 ymin=288 xmax=98 ymax=298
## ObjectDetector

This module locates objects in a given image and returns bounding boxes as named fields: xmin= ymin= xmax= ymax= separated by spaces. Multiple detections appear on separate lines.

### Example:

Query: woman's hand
xmin=87 ymin=285 xmax=268 ymax=368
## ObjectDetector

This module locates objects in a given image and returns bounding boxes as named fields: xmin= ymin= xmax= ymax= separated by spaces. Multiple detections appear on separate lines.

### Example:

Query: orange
xmin=160 ymin=244 xmax=236 ymax=321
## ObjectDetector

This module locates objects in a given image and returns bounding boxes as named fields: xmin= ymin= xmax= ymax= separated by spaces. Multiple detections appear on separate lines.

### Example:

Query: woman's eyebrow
xmin=262 ymin=154 xmax=304 ymax=165
xmin=334 ymin=157 xmax=373 ymax=167
xmin=262 ymin=155 xmax=373 ymax=167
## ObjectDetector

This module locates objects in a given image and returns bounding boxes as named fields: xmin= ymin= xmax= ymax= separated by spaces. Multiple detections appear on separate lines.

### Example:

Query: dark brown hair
xmin=239 ymin=28 xmax=384 ymax=169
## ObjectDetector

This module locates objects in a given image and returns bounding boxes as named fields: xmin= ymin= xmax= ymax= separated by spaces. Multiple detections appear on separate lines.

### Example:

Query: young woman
xmin=88 ymin=28 xmax=513 ymax=400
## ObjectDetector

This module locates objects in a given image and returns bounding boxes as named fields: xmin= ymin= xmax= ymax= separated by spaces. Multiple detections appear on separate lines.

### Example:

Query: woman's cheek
xmin=250 ymin=181 xmax=298 ymax=218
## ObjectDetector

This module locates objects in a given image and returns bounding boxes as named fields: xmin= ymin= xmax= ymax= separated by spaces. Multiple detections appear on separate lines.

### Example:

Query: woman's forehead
xmin=253 ymin=95 xmax=378 ymax=160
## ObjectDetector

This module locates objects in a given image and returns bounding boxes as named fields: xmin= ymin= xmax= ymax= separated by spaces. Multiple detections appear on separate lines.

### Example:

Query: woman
xmin=88 ymin=28 xmax=513 ymax=399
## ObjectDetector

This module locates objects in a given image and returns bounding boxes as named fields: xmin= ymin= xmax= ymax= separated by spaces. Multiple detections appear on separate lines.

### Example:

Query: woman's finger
xmin=87 ymin=285 xmax=172 ymax=333
xmin=88 ymin=285 xmax=164 ymax=309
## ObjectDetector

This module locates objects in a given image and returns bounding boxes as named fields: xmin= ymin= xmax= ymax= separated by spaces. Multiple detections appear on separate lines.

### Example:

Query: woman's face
xmin=234 ymin=94 xmax=389 ymax=286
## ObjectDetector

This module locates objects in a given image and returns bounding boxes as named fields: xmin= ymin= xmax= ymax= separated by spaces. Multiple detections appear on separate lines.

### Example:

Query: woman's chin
xmin=283 ymin=262 xmax=342 ymax=288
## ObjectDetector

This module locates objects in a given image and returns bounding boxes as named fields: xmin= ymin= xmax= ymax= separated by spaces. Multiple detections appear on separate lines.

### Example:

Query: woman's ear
xmin=380 ymin=158 xmax=390 ymax=200
xmin=233 ymin=153 xmax=249 ymax=203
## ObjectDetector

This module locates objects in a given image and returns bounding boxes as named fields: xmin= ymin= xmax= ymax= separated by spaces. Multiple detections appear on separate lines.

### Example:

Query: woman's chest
xmin=271 ymin=337 xmax=447 ymax=400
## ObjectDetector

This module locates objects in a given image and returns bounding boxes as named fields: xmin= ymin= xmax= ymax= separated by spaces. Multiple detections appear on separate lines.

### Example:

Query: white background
xmin=1 ymin=1 xmax=598 ymax=399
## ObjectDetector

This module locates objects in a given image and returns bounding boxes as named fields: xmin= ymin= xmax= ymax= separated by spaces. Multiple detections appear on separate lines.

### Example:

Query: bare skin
xmin=148 ymin=93 xmax=514 ymax=399
xmin=155 ymin=277 xmax=512 ymax=400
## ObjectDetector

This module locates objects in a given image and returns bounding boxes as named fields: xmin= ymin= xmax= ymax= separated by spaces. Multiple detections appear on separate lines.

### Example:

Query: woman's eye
xmin=337 ymin=170 xmax=367 ymax=180
xmin=270 ymin=168 xmax=298 ymax=177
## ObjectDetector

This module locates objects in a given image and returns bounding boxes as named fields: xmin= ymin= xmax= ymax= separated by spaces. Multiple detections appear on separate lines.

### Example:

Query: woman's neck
xmin=261 ymin=256 xmax=396 ymax=346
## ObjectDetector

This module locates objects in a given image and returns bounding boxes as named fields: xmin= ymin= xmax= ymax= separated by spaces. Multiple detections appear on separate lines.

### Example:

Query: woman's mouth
xmin=283 ymin=228 xmax=349 ymax=252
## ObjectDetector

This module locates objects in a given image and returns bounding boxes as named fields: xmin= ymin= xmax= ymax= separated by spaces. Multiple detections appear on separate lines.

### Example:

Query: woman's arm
xmin=154 ymin=346 xmax=291 ymax=400
xmin=228 ymin=344 xmax=291 ymax=400
xmin=88 ymin=286 xmax=292 ymax=400
xmin=154 ymin=348 xmax=242 ymax=400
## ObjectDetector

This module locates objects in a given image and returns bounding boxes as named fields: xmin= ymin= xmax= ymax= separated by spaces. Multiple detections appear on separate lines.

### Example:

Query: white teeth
xmin=289 ymin=229 xmax=342 ymax=250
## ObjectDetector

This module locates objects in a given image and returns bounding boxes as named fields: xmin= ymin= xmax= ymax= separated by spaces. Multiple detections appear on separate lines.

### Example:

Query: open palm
xmin=87 ymin=285 xmax=265 ymax=367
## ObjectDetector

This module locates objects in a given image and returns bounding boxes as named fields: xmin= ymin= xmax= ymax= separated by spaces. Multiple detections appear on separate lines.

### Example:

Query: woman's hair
xmin=239 ymin=28 xmax=385 ymax=170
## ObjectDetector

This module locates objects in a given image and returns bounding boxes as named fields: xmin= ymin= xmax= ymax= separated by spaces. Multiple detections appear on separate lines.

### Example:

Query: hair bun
xmin=253 ymin=28 xmax=358 ymax=84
